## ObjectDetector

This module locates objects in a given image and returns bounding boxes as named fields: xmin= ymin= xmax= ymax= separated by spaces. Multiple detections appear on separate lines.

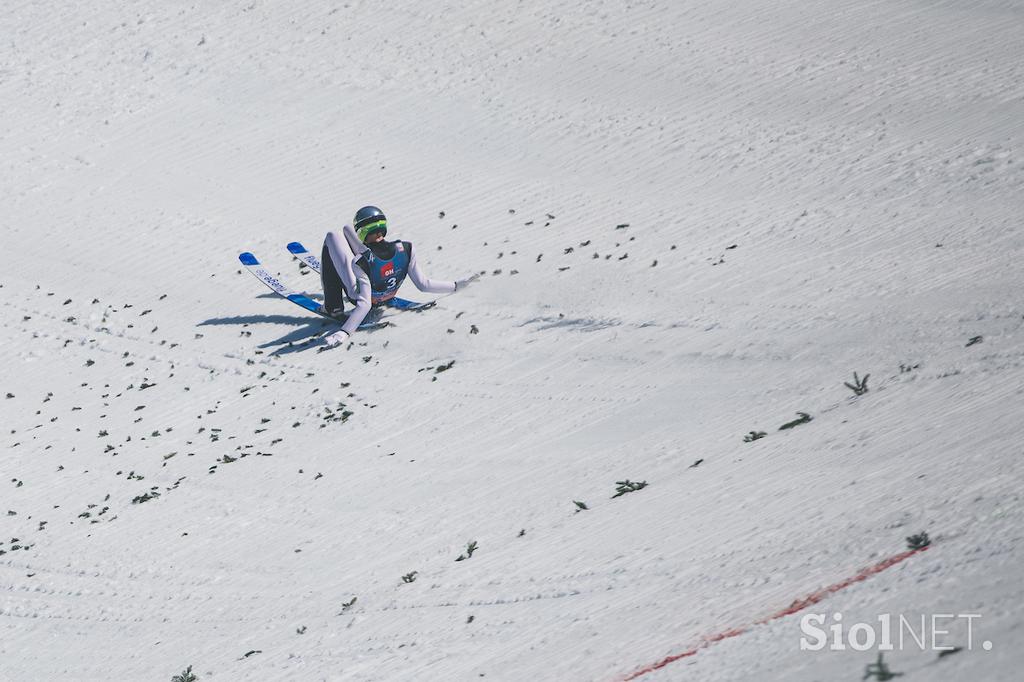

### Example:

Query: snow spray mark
xmin=620 ymin=546 xmax=930 ymax=680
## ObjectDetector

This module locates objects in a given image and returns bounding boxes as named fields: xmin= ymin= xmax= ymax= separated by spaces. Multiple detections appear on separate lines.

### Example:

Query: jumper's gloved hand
xmin=455 ymin=273 xmax=481 ymax=291
xmin=324 ymin=329 xmax=350 ymax=347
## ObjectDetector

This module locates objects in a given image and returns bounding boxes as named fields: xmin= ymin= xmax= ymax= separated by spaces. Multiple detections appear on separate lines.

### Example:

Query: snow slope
xmin=1 ymin=1 xmax=1022 ymax=680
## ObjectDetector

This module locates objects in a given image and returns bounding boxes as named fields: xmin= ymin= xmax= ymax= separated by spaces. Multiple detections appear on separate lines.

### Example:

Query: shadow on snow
xmin=196 ymin=313 xmax=335 ymax=355
xmin=197 ymin=313 xmax=318 ymax=327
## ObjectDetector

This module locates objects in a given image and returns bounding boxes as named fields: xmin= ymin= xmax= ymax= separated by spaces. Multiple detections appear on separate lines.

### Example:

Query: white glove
xmin=455 ymin=273 xmax=481 ymax=291
xmin=324 ymin=329 xmax=350 ymax=347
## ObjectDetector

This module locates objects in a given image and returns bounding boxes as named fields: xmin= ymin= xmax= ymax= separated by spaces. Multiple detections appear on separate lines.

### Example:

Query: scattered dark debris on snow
xmin=612 ymin=480 xmax=647 ymax=498
xmin=778 ymin=412 xmax=813 ymax=431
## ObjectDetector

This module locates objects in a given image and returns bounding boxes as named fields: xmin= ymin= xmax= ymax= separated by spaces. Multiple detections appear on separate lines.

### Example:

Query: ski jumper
xmin=321 ymin=224 xmax=456 ymax=335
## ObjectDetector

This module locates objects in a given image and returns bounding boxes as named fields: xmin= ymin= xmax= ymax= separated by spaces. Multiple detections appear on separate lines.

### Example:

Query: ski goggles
xmin=356 ymin=218 xmax=388 ymax=242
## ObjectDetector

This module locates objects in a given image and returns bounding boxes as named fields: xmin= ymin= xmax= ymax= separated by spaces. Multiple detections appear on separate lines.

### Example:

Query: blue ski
xmin=238 ymin=252 xmax=389 ymax=330
xmin=286 ymin=241 xmax=437 ymax=311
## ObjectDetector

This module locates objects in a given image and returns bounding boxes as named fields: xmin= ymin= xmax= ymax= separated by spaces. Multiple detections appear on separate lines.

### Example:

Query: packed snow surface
xmin=2 ymin=1 xmax=1022 ymax=680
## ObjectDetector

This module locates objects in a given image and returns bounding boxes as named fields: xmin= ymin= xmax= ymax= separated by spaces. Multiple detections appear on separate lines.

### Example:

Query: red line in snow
xmin=621 ymin=546 xmax=930 ymax=680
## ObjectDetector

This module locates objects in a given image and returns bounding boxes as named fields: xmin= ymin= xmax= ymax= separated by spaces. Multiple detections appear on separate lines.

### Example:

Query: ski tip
xmin=286 ymin=242 xmax=307 ymax=255
xmin=239 ymin=252 xmax=259 ymax=266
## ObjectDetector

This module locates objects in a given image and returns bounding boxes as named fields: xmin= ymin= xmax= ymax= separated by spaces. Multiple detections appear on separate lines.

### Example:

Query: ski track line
xmin=618 ymin=545 xmax=929 ymax=680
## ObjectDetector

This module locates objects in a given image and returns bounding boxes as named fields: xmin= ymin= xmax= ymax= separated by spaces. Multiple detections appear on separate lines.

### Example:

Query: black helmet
xmin=354 ymin=206 xmax=388 ymax=241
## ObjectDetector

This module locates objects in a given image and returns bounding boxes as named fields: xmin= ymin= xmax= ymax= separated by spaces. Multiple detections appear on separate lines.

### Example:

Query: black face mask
xmin=367 ymin=239 xmax=395 ymax=260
